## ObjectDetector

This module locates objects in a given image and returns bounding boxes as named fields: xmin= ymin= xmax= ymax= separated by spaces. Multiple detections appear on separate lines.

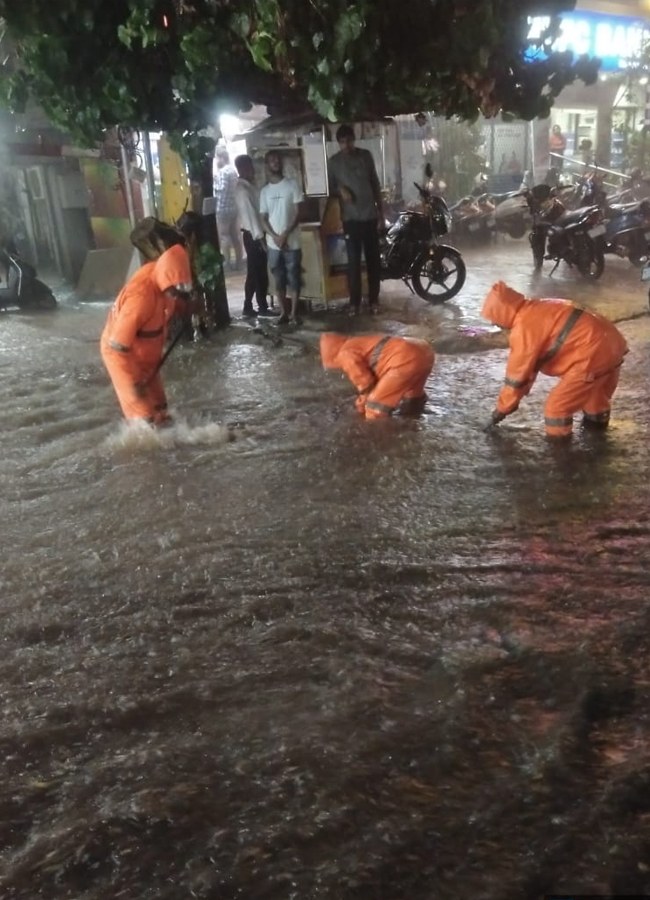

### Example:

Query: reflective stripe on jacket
xmin=101 ymin=245 xmax=191 ymax=378
xmin=481 ymin=281 xmax=628 ymax=415
xmin=321 ymin=334 xmax=409 ymax=393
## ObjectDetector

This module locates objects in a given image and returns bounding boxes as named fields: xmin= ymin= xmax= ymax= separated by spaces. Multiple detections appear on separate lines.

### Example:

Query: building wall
xmin=577 ymin=0 xmax=644 ymax=14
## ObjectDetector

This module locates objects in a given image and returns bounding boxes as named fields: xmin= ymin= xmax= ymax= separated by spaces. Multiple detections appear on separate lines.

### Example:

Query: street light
xmin=219 ymin=114 xmax=241 ymax=141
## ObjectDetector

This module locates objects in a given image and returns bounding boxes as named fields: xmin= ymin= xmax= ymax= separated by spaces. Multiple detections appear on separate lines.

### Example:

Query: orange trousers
xmin=544 ymin=367 xmax=621 ymax=437
xmin=101 ymin=342 xmax=169 ymax=424
xmin=362 ymin=344 xmax=435 ymax=419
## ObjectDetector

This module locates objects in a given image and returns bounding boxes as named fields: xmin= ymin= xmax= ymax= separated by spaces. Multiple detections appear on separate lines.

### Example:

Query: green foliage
xmin=616 ymin=122 xmax=649 ymax=174
xmin=430 ymin=118 xmax=486 ymax=199
xmin=196 ymin=242 xmax=224 ymax=293
xmin=0 ymin=0 xmax=598 ymax=157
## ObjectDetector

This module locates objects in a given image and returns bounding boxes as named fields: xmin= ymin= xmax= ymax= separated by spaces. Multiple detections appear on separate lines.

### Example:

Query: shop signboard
xmin=528 ymin=11 xmax=648 ymax=71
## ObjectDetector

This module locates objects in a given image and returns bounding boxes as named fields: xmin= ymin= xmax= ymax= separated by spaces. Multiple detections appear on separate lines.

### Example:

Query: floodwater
xmin=1 ymin=243 xmax=650 ymax=899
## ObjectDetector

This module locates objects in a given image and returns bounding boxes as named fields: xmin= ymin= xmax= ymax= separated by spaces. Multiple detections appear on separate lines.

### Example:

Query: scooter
xmin=0 ymin=249 xmax=57 ymax=311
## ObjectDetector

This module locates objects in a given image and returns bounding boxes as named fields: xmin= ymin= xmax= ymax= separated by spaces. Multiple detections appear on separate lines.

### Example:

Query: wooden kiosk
xmin=237 ymin=115 xmax=396 ymax=309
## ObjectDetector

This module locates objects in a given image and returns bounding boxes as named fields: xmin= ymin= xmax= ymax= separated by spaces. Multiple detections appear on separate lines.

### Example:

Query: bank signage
xmin=528 ymin=11 xmax=648 ymax=71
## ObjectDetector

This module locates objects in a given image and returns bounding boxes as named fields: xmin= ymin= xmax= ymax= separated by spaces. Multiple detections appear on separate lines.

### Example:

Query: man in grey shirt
xmin=327 ymin=124 xmax=384 ymax=315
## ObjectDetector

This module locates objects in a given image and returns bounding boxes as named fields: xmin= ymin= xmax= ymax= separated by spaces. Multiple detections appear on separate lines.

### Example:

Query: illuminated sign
xmin=528 ymin=11 xmax=648 ymax=71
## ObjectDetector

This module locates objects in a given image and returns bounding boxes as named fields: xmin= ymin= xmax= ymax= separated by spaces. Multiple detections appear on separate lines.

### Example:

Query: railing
xmin=549 ymin=151 xmax=631 ymax=190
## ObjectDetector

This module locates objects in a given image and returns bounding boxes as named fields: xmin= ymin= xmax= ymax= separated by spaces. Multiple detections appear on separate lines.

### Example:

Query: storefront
xmin=236 ymin=115 xmax=397 ymax=307
xmin=528 ymin=8 xmax=649 ymax=177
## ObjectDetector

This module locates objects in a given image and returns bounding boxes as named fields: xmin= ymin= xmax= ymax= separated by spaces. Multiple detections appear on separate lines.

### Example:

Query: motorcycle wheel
xmin=576 ymin=241 xmax=605 ymax=281
xmin=506 ymin=216 xmax=527 ymax=240
xmin=22 ymin=280 xmax=58 ymax=310
xmin=35 ymin=291 xmax=58 ymax=310
xmin=411 ymin=246 xmax=466 ymax=304
xmin=629 ymin=252 xmax=649 ymax=268
xmin=628 ymin=237 xmax=649 ymax=268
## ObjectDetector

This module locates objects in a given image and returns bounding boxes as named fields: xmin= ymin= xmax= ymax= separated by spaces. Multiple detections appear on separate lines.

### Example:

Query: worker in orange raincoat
xmin=101 ymin=243 xmax=199 ymax=425
xmin=320 ymin=333 xmax=435 ymax=419
xmin=482 ymin=281 xmax=628 ymax=438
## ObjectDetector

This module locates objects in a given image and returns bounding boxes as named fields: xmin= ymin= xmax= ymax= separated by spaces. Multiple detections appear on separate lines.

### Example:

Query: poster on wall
xmin=81 ymin=159 xmax=143 ymax=248
xmin=303 ymin=136 xmax=328 ymax=195
xmin=482 ymin=123 xmax=528 ymax=177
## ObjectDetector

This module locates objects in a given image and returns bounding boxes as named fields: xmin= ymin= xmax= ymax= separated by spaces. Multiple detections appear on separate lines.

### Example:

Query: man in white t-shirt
xmin=259 ymin=151 xmax=303 ymax=325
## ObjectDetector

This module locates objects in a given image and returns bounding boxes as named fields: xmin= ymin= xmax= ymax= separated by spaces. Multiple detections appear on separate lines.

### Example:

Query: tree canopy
xmin=0 ymin=0 xmax=599 ymax=154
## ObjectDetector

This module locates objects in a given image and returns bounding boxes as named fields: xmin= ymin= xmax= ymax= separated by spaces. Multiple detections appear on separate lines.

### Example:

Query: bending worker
xmin=483 ymin=281 xmax=628 ymax=438
xmin=101 ymin=243 xmax=198 ymax=425
xmin=320 ymin=332 xmax=434 ymax=419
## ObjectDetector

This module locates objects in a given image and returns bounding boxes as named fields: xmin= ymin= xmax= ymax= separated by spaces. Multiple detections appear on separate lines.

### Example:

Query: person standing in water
xmin=320 ymin=332 xmax=434 ymax=419
xmin=101 ymin=243 xmax=201 ymax=426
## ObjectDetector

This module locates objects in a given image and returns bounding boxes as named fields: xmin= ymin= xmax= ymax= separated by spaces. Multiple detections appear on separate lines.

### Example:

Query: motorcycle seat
xmin=489 ymin=191 xmax=523 ymax=204
xmin=555 ymin=206 xmax=599 ymax=227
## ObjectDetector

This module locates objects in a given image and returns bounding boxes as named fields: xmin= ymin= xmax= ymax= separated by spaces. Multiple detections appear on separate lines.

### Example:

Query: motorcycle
xmin=450 ymin=193 xmax=497 ymax=241
xmin=380 ymin=181 xmax=466 ymax=304
xmin=491 ymin=189 xmax=532 ymax=239
xmin=601 ymin=198 xmax=650 ymax=267
xmin=450 ymin=195 xmax=481 ymax=236
xmin=0 ymin=248 xmax=57 ymax=311
xmin=528 ymin=184 xmax=606 ymax=280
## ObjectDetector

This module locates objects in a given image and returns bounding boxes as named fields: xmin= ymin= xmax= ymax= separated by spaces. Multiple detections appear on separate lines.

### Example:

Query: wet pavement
xmin=1 ymin=239 xmax=650 ymax=899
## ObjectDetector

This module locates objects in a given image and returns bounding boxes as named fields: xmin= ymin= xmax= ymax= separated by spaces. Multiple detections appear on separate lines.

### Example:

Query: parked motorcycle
xmin=601 ymin=198 xmax=650 ymax=267
xmin=380 ymin=182 xmax=466 ymax=303
xmin=528 ymin=184 xmax=606 ymax=280
xmin=491 ymin=190 xmax=532 ymax=239
xmin=0 ymin=248 xmax=57 ymax=311
xmin=450 ymin=194 xmax=496 ymax=241
xmin=449 ymin=196 xmax=482 ymax=238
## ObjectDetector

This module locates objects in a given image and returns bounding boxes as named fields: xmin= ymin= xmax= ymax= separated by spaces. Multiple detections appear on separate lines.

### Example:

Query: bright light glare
xmin=219 ymin=114 xmax=241 ymax=139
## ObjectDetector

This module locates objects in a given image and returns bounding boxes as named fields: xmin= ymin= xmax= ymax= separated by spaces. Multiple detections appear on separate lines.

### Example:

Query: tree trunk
xmin=188 ymin=152 xmax=230 ymax=330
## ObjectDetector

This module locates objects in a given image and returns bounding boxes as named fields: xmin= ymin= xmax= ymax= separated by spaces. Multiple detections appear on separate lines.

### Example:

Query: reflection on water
xmin=1 ymin=273 xmax=650 ymax=898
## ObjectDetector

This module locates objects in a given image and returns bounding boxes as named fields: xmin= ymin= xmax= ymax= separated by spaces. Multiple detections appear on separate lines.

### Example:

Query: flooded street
xmin=2 ymin=241 xmax=650 ymax=899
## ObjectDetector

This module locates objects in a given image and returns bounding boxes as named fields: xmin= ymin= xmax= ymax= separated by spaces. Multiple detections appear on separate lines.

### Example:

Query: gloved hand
xmin=133 ymin=381 xmax=149 ymax=399
xmin=355 ymin=382 xmax=375 ymax=413
xmin=483 ymin=409 xmax=506 ymax=432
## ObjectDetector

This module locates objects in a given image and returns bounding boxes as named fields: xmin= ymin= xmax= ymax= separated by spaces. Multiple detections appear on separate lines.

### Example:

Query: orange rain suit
xmin=100 ymin=244 xmax=192 ymax=423
xmin=482 ymin=281 xmax=628 ymax=437
xmin=320 ymin=333 xmax=435 ymax=419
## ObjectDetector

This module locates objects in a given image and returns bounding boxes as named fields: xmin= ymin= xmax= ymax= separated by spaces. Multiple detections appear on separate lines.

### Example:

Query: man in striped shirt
xmin=215 ymin=148 xmax=243 ymax=271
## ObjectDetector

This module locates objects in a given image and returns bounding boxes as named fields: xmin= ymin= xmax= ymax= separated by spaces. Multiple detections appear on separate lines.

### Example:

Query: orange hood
xmin=481 ymin=281 xmax=526 ymax=329
xmin=152 ymin=243 xmax=192 ymax=293
xmin=320 ymin=333 xmax=348 ymax=368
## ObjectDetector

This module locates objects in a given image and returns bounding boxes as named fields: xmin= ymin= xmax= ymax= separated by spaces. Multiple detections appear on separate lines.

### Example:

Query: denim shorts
xmin=268 ymin=248 xmax=302 ymax=294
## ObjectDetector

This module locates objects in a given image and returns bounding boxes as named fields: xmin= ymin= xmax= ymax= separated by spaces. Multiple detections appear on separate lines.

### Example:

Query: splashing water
xmin=105 ymin=416 xmax=233 ymax=452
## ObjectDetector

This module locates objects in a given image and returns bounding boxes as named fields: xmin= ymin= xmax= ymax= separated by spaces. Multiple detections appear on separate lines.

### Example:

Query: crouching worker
xmin=101 ymin=243 xmax=199 ymax=426
xmin=320 ymin=332 xmax=434 ymax=419
xmin=482 ymin=281 xmax=628 ymax=438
